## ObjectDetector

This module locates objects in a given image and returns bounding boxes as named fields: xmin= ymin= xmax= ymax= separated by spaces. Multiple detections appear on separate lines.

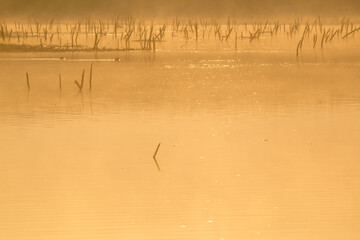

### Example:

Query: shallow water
xmin=1 ymin=42 xmax=360 ymax=240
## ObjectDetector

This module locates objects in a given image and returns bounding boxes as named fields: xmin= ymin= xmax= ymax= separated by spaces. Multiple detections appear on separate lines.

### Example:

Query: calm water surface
xmin=0 ymin=49 xmax=360 ymax=239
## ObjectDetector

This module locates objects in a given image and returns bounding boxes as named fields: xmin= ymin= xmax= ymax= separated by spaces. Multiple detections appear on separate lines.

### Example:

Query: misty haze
xmin=1 ymin=1 xmax=360 ymax=240
xmin=2 ymin=0 xmax=360 ymax=17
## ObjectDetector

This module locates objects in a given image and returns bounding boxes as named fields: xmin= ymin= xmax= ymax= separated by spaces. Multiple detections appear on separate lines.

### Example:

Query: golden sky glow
xmin=2 ymin=0 xmax=360 ymax=18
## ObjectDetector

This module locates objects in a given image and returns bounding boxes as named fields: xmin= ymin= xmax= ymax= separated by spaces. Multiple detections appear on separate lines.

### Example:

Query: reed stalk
xmin=59 ymin=74 xmax=62 ymax=91
xmin=74 ymin=69 xmax=85 ymax=91
xmin=313 ymin=34 xmax=317 ymax=48
xmin=343 ymin=27 xmax=360 ymax=39
xmin=89 ymin=63 xmax=93 ymax=90
xmin=235 ymin=31 xmax=238 ymax=50
xmin=26 ymin=72 xmax=30 ymax=90
xmin=296 ymin=39 xmax=303 ymax=57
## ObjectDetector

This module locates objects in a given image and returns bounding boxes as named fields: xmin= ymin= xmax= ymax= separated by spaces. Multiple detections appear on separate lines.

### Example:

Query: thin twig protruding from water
xmin=74 ymin=80 xmax=81 ymax=90
xmin=26 ymin=72 xmax=30 ymax=90
xmin=74 ymin=69 xmax=85 ymax=91
xmin=59 ymin=73 xmax=62 ymax=91
xmin=89 ymin=63 xmax=93 ymax=90
xmin=81 ymin=69 xmax=85 ymax=88
xmin=153 ymin=143 xmax=161 ymax=172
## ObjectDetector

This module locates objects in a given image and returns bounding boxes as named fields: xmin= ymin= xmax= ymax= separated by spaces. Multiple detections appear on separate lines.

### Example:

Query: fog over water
xmin=1 ymin=0 xmax=360 ymax=240
xmin=2 ymin=0 xmax=360 ymax=18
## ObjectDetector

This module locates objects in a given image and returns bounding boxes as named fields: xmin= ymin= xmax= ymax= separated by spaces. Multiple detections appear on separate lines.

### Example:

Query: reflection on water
xmin=1 ymin=50 xmax=360 ymax=240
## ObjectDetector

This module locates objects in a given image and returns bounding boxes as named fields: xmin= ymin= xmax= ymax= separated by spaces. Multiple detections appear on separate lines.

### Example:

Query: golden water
xmin=1 ymin=34 xmax=360 ymax=239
